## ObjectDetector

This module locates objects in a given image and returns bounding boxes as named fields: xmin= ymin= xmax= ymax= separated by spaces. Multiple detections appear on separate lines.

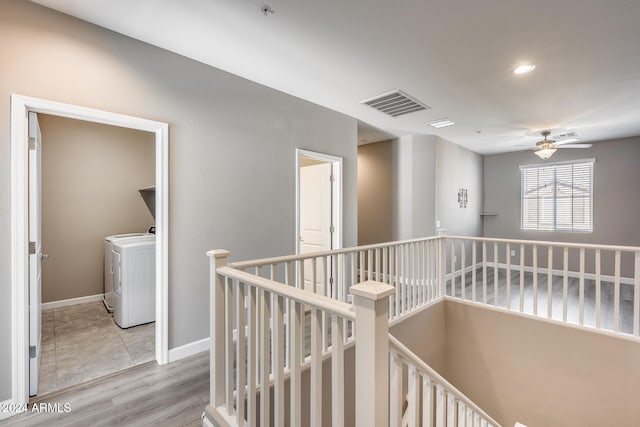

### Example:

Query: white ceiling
xmin=32 ymin=0 xmax=640 ymax=154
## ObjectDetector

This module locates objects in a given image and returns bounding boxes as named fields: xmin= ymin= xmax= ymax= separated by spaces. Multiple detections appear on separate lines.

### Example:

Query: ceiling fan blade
xmin=560 ymin=144 xmax=593 ymax=148
xmin=554 ymin=139 xmax=580 ymax=146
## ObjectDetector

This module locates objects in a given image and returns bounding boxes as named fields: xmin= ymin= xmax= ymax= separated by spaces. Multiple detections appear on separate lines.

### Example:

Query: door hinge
xmin=29 ymin=137 xmax=36 ymax=150
xmin=330 ymin=226 xmax=335 ymax=233
xmin=29 ymin=345 xmax=36 ymax=359
xmin=29 ymin=241 xmax=36 ymax=255
xmin=329 ymin=277 xmax=334 ymax=286
xmin=330 ymin=174 xmax=335 ymax=183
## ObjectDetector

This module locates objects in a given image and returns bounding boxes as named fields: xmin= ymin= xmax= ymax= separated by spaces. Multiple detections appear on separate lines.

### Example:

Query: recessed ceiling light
xmin=427 ymin=119 xmax=455 ymax=128
xmin=513 ymin=64 xmax=536 ymax=75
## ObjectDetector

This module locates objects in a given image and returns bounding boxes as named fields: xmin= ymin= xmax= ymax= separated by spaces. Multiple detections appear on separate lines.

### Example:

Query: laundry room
xmin=36 ymin=113 xmax=156 ymax=396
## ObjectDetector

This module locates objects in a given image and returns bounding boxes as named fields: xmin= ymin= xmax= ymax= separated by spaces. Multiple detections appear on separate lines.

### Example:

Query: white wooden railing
xmin=207 ymin=250 xmax=356 ymax=427
xmin=204 ymin=232 xmax=640 ymax=426
xmin=443 ymin=235 xmax=640 ymax=337
xmin=228 ymin=235 xmax=443 ymax=322
xmin=389 ymin=334 xmax=499 ymax=427
xmin=204 ymin=237 xmax=498 ymax=427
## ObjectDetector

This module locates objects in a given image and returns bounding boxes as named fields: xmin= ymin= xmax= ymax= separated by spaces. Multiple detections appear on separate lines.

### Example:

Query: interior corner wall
xmin=0 ymin=0 xmax=357 ymax=400
xmin=357 ymin=140 xmax=393 ymax=245
xmin=434 ymin=137 xmax=483 ymax=237
xmin=39 ymin=115 xmax=155 ymax=303
xmin=391 ymin=134 xmax=436 ymax=241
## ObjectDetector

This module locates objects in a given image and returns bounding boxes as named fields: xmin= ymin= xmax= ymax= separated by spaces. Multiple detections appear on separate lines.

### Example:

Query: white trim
xmin=168 ymin=337 xmax=210 ymax=363
xmin=0 ymin=399 xmax=20 ymax=421
xmin=295 ymin=149 xmax=344 ymax=254
xmin=479 ymin=261 xmax=636 ymax=286
xmin=444 ymin=296 xmax=640 ymax=345
xmin=41 ymin=294 xmax=104 ymax=311
xmin=518 ymin=157 xmax=596 ymax=170
xmin=10 ymin=94 xmax=170 ymax=409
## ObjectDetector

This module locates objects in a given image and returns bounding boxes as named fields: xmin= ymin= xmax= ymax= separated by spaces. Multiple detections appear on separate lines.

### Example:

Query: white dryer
xmin=112 ymin=238 xmax=156 ymax=328
xmin=104 ymin=233 xmax=154 ymax=312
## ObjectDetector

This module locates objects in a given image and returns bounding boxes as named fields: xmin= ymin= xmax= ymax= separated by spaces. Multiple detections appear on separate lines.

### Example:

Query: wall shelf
xmin=480 ymin=212 xmax=498 ymax=216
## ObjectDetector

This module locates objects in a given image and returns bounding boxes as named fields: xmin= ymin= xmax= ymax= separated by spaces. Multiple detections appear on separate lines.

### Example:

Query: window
xmin=520 ymin=159 xmax=594 ymax=232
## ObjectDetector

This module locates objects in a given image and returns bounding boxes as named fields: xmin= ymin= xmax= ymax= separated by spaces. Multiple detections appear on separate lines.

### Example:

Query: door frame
xmin=295 ymin=149 xmax=343 ymax=255
xmin=10 ymin=94 xmax=170 ymax=407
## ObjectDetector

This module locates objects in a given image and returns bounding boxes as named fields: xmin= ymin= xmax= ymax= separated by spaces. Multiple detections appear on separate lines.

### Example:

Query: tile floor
xmin=38 ymin=301 xmax=155 ymax=396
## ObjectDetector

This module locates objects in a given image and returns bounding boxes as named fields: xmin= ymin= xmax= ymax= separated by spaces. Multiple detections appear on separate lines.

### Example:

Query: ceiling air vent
xmin=361 ymin=90 xmax=430 ymax=117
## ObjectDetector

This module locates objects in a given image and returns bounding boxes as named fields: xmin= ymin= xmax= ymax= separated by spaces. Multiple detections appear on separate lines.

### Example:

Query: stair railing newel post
xmin=437 ymin=229 xmax=448 ymax=298
xmin=207 ymin=249 xmax=230 ymax=409
xmin=351 ymin=280 xmax=395 ymax=427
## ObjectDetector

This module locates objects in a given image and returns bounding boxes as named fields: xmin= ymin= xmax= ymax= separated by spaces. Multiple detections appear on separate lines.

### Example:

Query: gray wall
xmin=358 ymin=135 xmax=436 ymax=243
xmin=358 ymin=135 xmax=482 ymax=245
xmin=39 ymin=115 xmax=155 ymax=303
xmin=435 ymin=137 xmax=483 ymax=237
xmin=0 ymin=0 xmax=357 ymax=400
xmin=483 ymin=137 xmax=640 ymax=274
xmin=357 ymin=140 xmax=393 ymax=245
xmin=387 ymin=134 xmax=436 ymax=241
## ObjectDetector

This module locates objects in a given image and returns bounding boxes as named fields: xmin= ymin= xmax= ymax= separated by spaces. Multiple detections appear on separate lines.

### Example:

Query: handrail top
xmin=388 ymin=334 xmax=501 ymax=426
xmin=216 ymin=266 xmax=356 ymax=321
xmin=227 ymin=235 xmax=440 ymax=269
xmin=446 ymin=235 xmax=640 ymax=252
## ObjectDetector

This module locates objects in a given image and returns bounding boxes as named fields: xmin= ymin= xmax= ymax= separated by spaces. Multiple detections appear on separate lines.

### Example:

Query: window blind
xmin=520 ymin=160 xmax=594 ymax=232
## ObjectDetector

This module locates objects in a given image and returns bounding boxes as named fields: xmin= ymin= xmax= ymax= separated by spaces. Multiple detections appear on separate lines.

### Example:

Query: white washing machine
xmin=112 ymin=238 xmax=156 ymax=328
xmin=104 ymin=233 xmax=154 ymax=312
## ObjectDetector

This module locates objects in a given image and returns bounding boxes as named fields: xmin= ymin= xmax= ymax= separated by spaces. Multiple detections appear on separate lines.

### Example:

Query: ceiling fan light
xmin=513 ymin=64 xmax=536 ymax=74
xmin=535 ymin=147 xmax=557 ymax=160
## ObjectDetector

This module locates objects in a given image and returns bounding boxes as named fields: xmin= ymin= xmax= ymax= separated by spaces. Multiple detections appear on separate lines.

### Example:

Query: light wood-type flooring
xmin=2 ymin=351 xmax=208 ymax=427
xmin=38 ymin=301 xmax=155 ymax=395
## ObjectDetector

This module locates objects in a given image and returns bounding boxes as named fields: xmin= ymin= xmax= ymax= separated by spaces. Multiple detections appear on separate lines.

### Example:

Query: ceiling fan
xmin=526 ymin=130 xmax=593 ymax=160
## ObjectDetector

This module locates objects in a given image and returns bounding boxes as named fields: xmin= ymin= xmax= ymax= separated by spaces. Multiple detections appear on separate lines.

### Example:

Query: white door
xmin=299 ymin=162 xmax=333 ymax=294
xmin=28 ymin=112 xmax=43 ymax=396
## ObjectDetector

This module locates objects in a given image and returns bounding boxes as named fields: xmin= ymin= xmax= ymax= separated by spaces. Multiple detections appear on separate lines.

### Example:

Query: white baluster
xmin=595 ymin=249 xmax=601 ymax=328
xmin=472 ymin=242 xmax=477 ymax=302
xmin=547 ymin=246 xmax=553 ymax=319
xmin=273 ymin=294 xmax=285 ymax=426
xmin=259 ymin=289 xmax=271 ymax=427
xmin=482 ymin=242 xmax=487 ymax=304
xmin=290 ymin=300 xmax=302 ymax=427
xmin=635 ymin=252 xmax=640 ymax=336
xmin=310 ymin=308 xmax=322 ymax=427
xmin=332 ymin=314 xmax=345 ymax=427
xmin=461 ymin=241 xmax=466 ymax=300
xmin=579 ymin=248 xmax=585 ymax=325
xmin=493 ymin=243 xmax=499 ymax=306
xmin=614 ymin=250 xmax=621 ymax=332
xmin=506 ymin=243 xmax=511 ymax=310
xmin=389 ymin=350 xmax=402 ymax=427
xmin=423 ymin=376 xmax=433 ymax=427
xmin=235 ymin=281 xmax=246 ymax=427
xmin=533 ymin=245 xmax=538 ymax=315
xmin=563 ymin=248 xmax=569 ymax=322
xmin=407 ymin=364 xmax=419 ymax=426
xmin=247 ymin=285 xmax=257 ymax=427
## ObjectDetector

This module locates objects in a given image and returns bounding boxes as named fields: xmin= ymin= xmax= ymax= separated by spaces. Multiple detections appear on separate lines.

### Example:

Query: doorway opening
xmin=10 ymin=95 xmax=169 ymax=408
xmin=295 ymin=149 xmax=343 ymax=295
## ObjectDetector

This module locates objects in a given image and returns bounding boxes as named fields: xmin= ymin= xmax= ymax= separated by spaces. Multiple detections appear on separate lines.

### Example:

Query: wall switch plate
xmin=511 ymin=250 xmax=516 ymax=257
xmin=436 ymin=220 xmax=441 ymax=228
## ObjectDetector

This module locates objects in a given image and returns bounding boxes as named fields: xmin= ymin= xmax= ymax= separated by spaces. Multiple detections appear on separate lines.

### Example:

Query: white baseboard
xmin=485 ymin=262 xmax=635 ymax=286
xmin=168 ymin=337 xmax=210 ymax=363
xmin=41 ymin=293 xmax=104 ymax=311
xmin=0 ymin=399 xmax=19 ymax=420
